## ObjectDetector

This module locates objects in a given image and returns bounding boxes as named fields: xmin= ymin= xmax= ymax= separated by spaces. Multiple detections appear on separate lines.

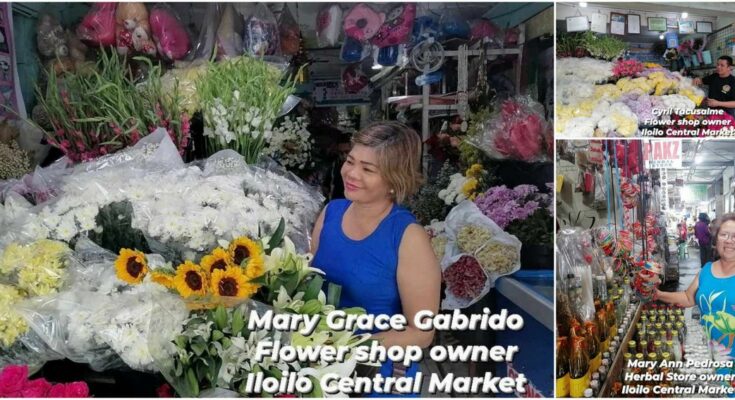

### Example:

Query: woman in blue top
xmin=311 ymin=122 xmax=441 ymax=397
xmin=655 ymin=213 xmax=735 ymax=396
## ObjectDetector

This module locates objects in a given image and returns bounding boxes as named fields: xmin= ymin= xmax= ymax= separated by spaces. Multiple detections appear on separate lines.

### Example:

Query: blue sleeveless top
xmin=696 ymin=262 xmax=735 ymax=396
xmin=313 ymin=199 xmax=420 ymax=397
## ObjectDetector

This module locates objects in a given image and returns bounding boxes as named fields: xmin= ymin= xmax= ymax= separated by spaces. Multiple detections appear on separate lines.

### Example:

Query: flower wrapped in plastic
xmin=441 ymin=254 xmax=491 ymax=309
xmin=612 ymin=59 xmax=644 ymax=78
xmin=440 ymin=201 xmax=521 ymax=309
xmin=468 ymin=95 xmax=551 ymax=162
xmin=0 ymin=132 xmax=323 ymax=260
xmin=262 ymin=115 xmax=314 ymax=171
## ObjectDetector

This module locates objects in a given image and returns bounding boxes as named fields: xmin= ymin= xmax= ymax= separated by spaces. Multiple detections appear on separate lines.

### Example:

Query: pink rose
xmin=48 ymin=382 xmax=90 ymax=398
xmin=0 ymin=365 xmax=29 ymax=396
xmin=20 ymin=378 xmax=52 ymax=397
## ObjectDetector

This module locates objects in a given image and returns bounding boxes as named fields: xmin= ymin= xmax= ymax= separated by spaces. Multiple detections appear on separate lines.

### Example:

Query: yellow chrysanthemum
xmin=461 ymin=178 xmax=479 ymax=200
xmin=465 ymin=163 xmax=483 ymax=178
xmin=200 ymin=247 xmax=234 ymax=275
xmin=228 ymin=237 xmax=263 ymax=267
xmin=174 ymin=261 xmax=208 ymax=298
xmin=115 ymin=249 xmax=148 ymax=284
xmin=210 ymin=267 xmax=257 ymax=298
xmin=150 ymin=271 xmax=175 ymax=289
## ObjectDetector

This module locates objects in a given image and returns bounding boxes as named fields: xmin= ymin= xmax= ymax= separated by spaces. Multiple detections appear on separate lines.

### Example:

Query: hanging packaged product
xmin=316 ymin=4 xmax=342 ymax=47
xmin=115 ymin=3 xmax=155 ymax=56
xmin=278 ymin=5 xmax=301 ymax=56
xmin=343 ymin=3 xmax=385 ymax=42
xmin=76 ymin=2 xmax=117 ymax=47
xmin=149 ymin=5 xmax=191 ymax=61
xmin=243 ymin=3 xmax=281 ymax=56
xmin=340 ymin=36 xmax=370 ymax=63
xmin=370 ymin=4 xmax=416 ymax=48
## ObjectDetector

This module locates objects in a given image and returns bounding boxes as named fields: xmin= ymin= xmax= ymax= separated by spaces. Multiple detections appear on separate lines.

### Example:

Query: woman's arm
xmin=310 ymin=207 xmax=327 ymax=255
xmin=655 ymin=272 xmax=699 ymax=308
xmin=373 ymin=224 xmax=441 ymax=349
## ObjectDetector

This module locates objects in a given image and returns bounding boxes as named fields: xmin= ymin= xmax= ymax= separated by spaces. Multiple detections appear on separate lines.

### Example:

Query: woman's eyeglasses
xmin=717 ymin=232 xmax=735 ymax=241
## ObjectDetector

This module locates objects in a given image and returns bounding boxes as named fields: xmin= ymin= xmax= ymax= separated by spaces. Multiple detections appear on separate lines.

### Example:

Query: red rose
xmin=0 ymin=365 xmax=29 ymax=396
xmin=20 ymin=378 xmax=52 ymax=397
xmin=48 ymin=384 xmax=68 ymax=398
xmin=156 ymin=383 xmax=173 ymax=398
xmin=64 ymin=382 xmax=90 ymax=397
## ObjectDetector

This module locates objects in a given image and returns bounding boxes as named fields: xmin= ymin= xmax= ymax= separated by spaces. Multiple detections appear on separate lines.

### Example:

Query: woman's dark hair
xmin=699 ymin=212 xmax=709 ymax=223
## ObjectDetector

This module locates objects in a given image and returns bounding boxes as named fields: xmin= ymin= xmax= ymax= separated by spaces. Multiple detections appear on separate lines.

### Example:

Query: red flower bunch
xmin=443 ymin=255 xmax=486 ymax=300
xmin=0 ymin=365 xmax=90 ymax=398
xmin=612 ymin=59 xmax=644 ymax=78
xmin=492 ymin=98 xmax=549 ymax=162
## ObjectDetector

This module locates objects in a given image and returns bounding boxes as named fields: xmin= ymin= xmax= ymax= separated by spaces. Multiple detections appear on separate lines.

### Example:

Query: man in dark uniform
xmin=694 ymin=56 xmax=735 ymax=116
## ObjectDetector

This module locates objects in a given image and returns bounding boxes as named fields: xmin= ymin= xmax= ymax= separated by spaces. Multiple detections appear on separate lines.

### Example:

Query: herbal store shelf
xmin=599 ymin=303 xmax=643 ymax=397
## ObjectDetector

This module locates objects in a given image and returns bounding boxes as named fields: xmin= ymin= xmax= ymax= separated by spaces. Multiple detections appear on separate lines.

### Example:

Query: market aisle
xmin=678 ymin=247 xmax=701 ymax=291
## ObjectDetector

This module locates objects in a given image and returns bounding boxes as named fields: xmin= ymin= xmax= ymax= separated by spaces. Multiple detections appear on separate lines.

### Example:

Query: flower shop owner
xmin=311 ymin=122 xmax=441 ymax=397
xmin=694 ymin=56 xmax=735 ymax=117
xmin=655 ymin=213 xmax=735 ymax=396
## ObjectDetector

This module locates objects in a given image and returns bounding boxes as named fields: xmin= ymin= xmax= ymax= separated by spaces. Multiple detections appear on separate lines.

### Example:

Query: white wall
xmin=556 ymin=3 xmax=717 ymax=28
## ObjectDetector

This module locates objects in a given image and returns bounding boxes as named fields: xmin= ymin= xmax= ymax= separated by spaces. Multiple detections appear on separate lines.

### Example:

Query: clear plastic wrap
xmin=76 ymin=2 xmax=117 ymax=47
xmin=279 ymin=5 xmax=301 ymax=56
xmin=441 ymin=253 xmax=492 ymax=310
xmin=467 ymin=95 xmax=552 ymax=162
xmin=216 ymin=4 xmax=244 ymax=59
xmin=188 ymin=3 xmax=221 ymax=61
xmin=149 ymin=5 xmax=191 ymax=61
xmin=243 ymin=3 xmax=280 ymax=57
xmin=556 ymin=228 xmax=595 ymax=322
xmin=316 ymin=4 xmax=342 ymax=47
xmin=0 ymin=284 xmax=64 ymax=373
xmin=440 ymin=201 xmax=521 ymax=310
xmin=0 ymin=239 xmax=71 ymax=297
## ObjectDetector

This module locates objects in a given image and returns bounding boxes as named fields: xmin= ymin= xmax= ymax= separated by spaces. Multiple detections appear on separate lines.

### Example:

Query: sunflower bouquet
xmin=114 ymin=235 xmax=267 ymax=308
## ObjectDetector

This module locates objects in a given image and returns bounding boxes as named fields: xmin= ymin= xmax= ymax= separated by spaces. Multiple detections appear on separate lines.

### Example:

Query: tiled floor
xmin=677 ymin=246 xmax=702 ymax=292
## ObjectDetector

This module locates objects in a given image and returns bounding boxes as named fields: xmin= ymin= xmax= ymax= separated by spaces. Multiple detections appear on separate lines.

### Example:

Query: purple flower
xmin=474 ymin=184 xmax=550 ymax=229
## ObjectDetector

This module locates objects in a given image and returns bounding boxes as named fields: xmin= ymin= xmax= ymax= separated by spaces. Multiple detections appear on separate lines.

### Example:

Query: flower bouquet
xmin=0 ymin=141 xmax=31 ymax=180
xmin=263 ymin=115 xmax=314 ymax=171
xmin=0 ymin=364 xmax=89 ymax=397
xmin=440 ymin=201 xmax=522 ymax=309
xmin=197 ymin=56 xmax=297 ymax=163
xmin=467 ymin=95 xmax=552 ymax=162
xmin=612 ymin=59 xmax=644 ymax=78
xmin=474 ymin=184 xmax=553 ymax=246
xmin=37 ymin=51 xmax=191 ymax=162
xmin=0 ymin=132 xmax=323 ymax=260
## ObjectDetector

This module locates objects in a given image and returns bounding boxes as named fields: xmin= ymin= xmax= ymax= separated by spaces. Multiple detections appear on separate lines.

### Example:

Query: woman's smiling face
xmin=716 ymin=220 xmax=735 ymax=260
xmin=341 ymin=144 xmax=392 ymax=203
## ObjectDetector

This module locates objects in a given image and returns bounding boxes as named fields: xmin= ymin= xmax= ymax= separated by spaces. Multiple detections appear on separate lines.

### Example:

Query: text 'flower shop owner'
xmin=311 ymin=122 xmax=442 ymax=397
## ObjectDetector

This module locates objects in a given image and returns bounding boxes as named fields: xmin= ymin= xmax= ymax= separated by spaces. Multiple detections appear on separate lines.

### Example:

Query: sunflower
xmin=173 ymin=261 xmax=208 ymax=298
xmin=150 ymin=271 xmax=175 ymax=289
xmin=200 ymin=247 xmax=233 ymax=275
xmin=243 ymin=254 xmax=265 ymax=280
xmin=210 ymin=266 xmax=258 ymax=298
xmin=115 ymin=249 xmax=148 ymax=284
xmin=228 ymin=236 xmax=263 ymax=268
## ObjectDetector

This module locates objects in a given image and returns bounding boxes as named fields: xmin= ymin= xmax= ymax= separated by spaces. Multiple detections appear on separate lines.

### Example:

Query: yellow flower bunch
xmin=647 ymin=72 xmax=678 ymax=96
xmin=616 ymin=77 xmax=654 ymax=95
xmin=0 ymin=240 xmax=70 ymax=297
xmin=611 ymin=113 xmax=638 ymax=137
xmin=593 ymin=84 xmax=623 ymax=101
xmin=680 ymin=89 xmax=704 ymax=107
xmin=644 ymin=62 xmax=662 ymax=69
xmin=460 ymin=163 xmax=485 ymax=201
xmin=129 ymin=236 xmax=266 ymax=302
xmin=0 ymin=283 xmax=28 ymax=348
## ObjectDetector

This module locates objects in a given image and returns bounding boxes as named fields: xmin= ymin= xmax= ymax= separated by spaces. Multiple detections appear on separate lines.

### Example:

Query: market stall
xmin=555 ymin=138 xmax=735 ymax=397
xmin=555 ymin=2 xmax=735 ymax=138
xmin=0 ymin=2 xmax=555 ymax=397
